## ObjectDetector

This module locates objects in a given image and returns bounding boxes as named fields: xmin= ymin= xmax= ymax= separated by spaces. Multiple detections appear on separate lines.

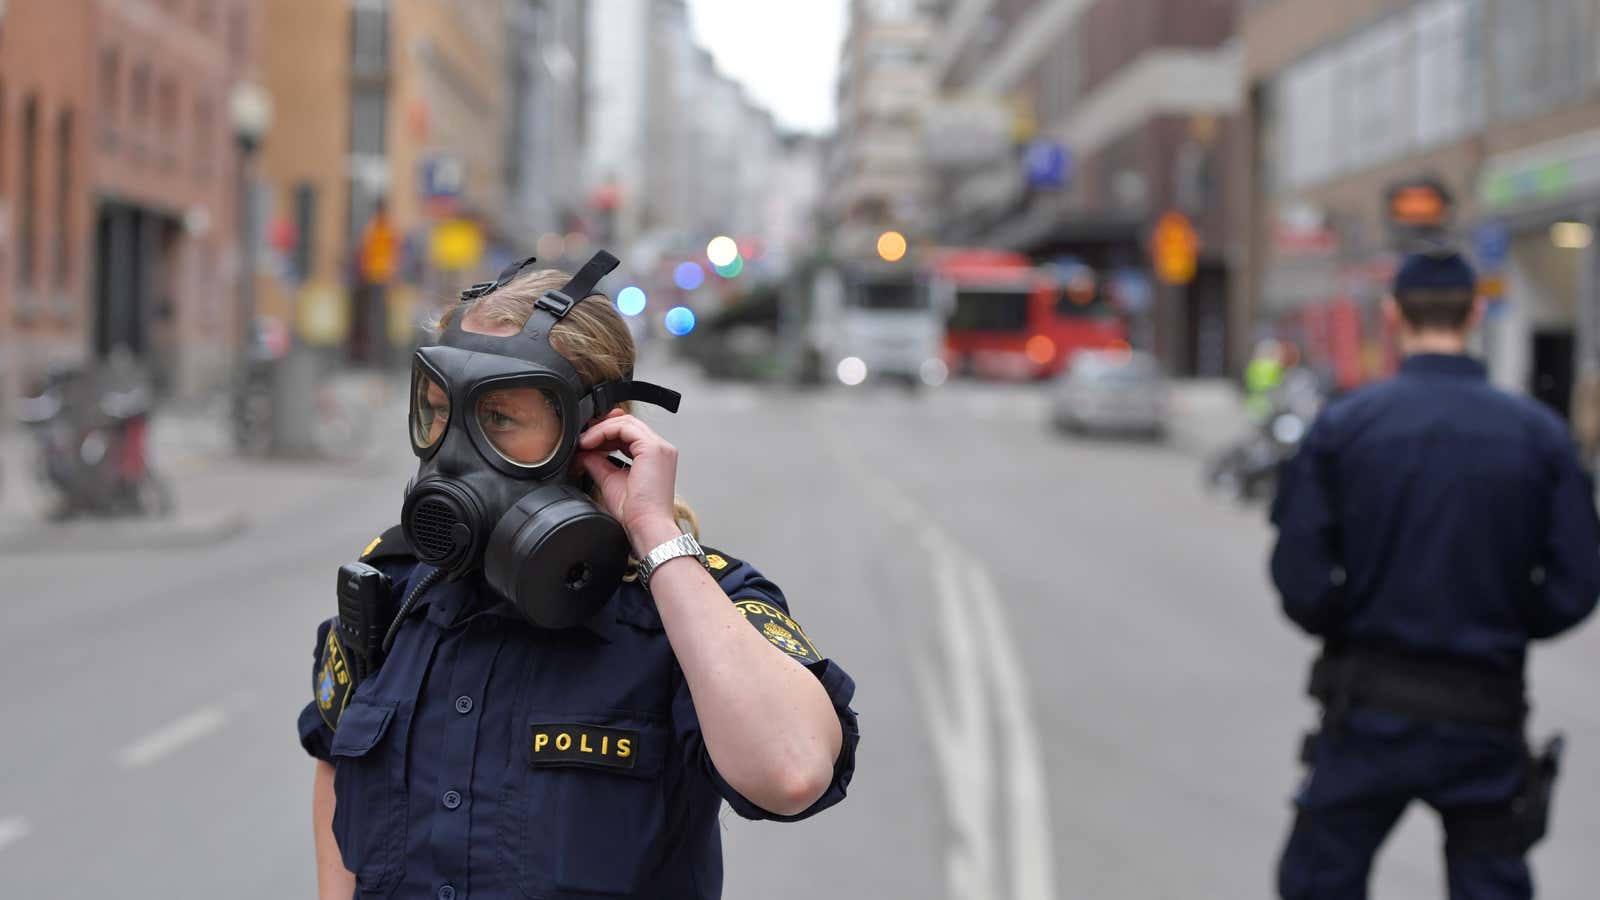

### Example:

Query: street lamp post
xmin=229 ymin=82 xmax=272 ymax=358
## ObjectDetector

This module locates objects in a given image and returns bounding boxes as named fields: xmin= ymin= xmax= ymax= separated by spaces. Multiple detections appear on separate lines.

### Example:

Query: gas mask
xmin=400 ymin=251 xmax=681 ymax=629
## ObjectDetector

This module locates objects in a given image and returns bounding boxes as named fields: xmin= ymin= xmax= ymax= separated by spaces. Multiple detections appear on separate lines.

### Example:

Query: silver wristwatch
xmin=636 ymin=533 xmax=709 ymax=591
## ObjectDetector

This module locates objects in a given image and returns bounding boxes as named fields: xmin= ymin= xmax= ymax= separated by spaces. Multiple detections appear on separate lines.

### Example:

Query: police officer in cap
xmin=1271 ymin=248 xmax=1600 ymax=899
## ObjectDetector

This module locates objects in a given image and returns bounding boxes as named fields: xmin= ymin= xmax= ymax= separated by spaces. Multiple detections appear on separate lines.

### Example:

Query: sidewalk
xmin=0 ymin=373 xmax=406 ymax=553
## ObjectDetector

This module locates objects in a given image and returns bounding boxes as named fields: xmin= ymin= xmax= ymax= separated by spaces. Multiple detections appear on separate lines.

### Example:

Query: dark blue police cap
xmin=1393 ymin=250 xmax=1475 ymax=294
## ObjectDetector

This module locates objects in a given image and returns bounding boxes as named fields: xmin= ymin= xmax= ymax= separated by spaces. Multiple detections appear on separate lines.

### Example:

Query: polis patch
xmin=734 ymin=597 xmax=822 ymax=665
xmin=315 ymin=628 xmax=354 ymax=731
xmin=529 ymin=724 xmax=639 ymax=770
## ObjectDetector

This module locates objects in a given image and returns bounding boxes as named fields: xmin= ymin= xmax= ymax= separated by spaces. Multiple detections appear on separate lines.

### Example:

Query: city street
xmin=2 ymin=358 xmax=1600 ymax=899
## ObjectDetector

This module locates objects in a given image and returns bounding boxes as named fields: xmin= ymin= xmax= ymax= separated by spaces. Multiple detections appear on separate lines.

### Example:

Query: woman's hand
xmin=576 ymin=410 xmax=683 ymax=554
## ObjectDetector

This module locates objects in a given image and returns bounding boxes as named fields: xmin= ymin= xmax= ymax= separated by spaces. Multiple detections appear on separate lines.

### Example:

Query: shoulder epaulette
xmin=359 ymin=525 xmax=416 ymax=565
xmin=700 ymin=546 xmax=742 ymax=582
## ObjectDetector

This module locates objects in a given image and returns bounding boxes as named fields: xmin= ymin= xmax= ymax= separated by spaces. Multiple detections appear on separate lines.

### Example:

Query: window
xmin=292 ymin=182 xmax=316 ymax=281
xmin=350 ymin=85 xmax=387 ymax=156
xmin=950 ymin=290 xmax=1030 ymax=332
xmin=351 ymin=0 xmax=390 ymax=75
xmin=1273 ymin=5 xmax=1486 ymax=188
xmin=228 ymin=4 xmax=249 ymax=59
xmin=1415 ymin=0 xmax=1478 ymax=146
xmin=193 ymin=96 xmax=213 ymax=180
xmin=131 ymin=61 xmax=151 ymax=127
xmin=158 ymin=76 xmax=178 ymax=166
xmin=0 ymin=80 xmax=7 ymax=195
xmin=1279 ymin=53 xmax=1334 ymax=187
xmin=1493 ymin=0 xmax=1593 ymax=119
xmin=850 ymin=279 xmax=926 ymax=310
xmin=55 ymin=110 xmax=72 ymax=289
xmin=873 ymin=0 xmax=914 ymax=22
xmin=19 ymin=95 xmax=38 ymax=290
xmin=99 ymin=47 xmax=119 ymax=127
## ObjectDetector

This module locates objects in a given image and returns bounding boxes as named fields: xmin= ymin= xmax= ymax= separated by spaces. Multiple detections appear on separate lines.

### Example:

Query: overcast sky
xmin=685 ymin=0 xmax=847 ymax=134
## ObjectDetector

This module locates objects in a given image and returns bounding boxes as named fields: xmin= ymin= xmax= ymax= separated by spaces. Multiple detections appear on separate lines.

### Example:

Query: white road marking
xmin=821 ymin=420 xmax=1057 ymax=900
xmin=0 ymin=817 xmax=32 ymax=854
xmin=966 ymin=548 xmax=1057 ymax=900
xmin=114 ymin=704 xmax=229 ymax=770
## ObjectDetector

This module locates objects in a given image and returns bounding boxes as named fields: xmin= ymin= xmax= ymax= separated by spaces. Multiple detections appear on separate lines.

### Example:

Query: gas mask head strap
xmin=579 ymin=380 xmax=682 ymax=426
xmin=533 ymin=250 xmax=621 ymax=322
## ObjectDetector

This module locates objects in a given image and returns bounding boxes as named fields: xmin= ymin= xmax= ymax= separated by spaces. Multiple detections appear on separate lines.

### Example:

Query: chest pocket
xmin=329 ymin=698 xmax=413 ymax=895
xmin=499 ymin=712 xmax=672 ymax=898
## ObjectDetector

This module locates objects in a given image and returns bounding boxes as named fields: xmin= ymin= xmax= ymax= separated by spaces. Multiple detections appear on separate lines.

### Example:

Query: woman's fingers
xmin=579 ymin=414 xmax=670 ymax=457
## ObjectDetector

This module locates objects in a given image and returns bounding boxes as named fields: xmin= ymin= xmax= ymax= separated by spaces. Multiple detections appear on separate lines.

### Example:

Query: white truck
xmin=800 ymin=263 xmax=946 ymax=389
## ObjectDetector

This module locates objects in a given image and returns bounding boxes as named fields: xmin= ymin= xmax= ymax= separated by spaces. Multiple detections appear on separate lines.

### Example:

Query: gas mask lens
xmin=412 ymin=368 xmax=451 ymax=450
xmin=477 ymin=386 xmax=564 ymax=467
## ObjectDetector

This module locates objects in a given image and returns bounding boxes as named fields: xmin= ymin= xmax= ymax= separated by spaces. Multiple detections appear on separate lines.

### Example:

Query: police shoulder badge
xmin=315 ymin=627 xmax=355 ymax=731
xmin=700 ymin=546 xmax=740 ymax=581
xmin=733 ymin=597 xmax=822 ymax=665
xmin=359 ymin=524 xmax=415 ymax=565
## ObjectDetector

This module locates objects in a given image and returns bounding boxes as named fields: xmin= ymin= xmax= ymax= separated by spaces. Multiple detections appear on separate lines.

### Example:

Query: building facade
xmin=0 ymin=0 xmax=260 ymax=406
xmin=827 ymin=0 xmax=940 ymax=263
xmin=1242 ymin=0 xmax=1600 ymax=412
xmin=929 ymin=0 xmax=1241 ymax=376
xmin=258 ymin=0 xmax=588 ymax=365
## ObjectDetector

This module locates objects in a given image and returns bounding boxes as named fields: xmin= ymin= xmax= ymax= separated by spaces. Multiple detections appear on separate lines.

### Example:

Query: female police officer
xmin=298 ymin=254 xmax=859 ymax=899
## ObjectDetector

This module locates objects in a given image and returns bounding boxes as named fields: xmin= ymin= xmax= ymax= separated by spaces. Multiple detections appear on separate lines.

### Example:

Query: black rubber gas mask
xmin=401 ymin=251 xmax=681 ymax=629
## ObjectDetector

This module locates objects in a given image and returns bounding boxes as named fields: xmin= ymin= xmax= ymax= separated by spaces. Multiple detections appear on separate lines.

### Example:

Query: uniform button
xmin=443 ymin=790 xmax=462 ymax=810
xmin=455 ymin=696 xmax=473 ymax=714
xmin=438 ymin=885 xmax=457 ymax=900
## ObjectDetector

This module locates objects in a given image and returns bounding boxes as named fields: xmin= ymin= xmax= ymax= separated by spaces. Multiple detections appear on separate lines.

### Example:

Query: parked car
xmin=1050 ymin=349 xmax=1168 ymax=439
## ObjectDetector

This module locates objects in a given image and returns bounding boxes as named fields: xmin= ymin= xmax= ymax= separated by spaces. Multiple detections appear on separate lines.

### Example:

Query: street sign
xmin=1150 ymin=211 xmax=1199 ymax=286
xmin=1023 ymin=140 xmax=1070 ymax=188
xmin=1473 ymin=221 xmax=1511 ymax=270
xmin=359 ymin=213 xmax=399 ymax=284
xmin=429 ymin=219 xmax=484 ymax=272
xmin=1384 ymin=177 xmax=1453 ymax=247
xmin=1111 ymin=268 xmax=1153 ymax=313
xmin=420 ymin=155 xmax=465 ymax=200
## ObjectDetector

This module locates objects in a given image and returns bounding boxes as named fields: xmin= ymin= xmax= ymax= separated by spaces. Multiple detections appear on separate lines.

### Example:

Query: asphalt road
xmin=2 ymin=356 xmax=1599 ymax=899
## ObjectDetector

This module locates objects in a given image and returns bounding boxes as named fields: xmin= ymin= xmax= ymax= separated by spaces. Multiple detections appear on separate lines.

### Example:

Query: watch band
xmin=637 ymin=533 xmax=709 ymax=590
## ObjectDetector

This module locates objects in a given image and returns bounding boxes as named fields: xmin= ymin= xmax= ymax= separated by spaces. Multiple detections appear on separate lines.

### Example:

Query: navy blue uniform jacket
xmin=1271 ymin=353 xmax=1600 ymax=671
xmin=299 ymin=546 xmax=859 ymax=900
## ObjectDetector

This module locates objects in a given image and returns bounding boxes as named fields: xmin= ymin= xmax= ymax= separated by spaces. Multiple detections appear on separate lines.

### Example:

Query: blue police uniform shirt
xmin=1271 ymin=353 xmax=1600 ymax=671
xmin=298 ymin=549 xmax=859 ymax=899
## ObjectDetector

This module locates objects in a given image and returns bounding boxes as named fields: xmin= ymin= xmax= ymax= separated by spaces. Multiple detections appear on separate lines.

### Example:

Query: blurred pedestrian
xmin=298 ymin=253 xmax=859 ymax=899
xmin=1246 ymin=338 xmax=1287 ymax=419
xmin=1270 ymin=249 xmax=1600 ymax=900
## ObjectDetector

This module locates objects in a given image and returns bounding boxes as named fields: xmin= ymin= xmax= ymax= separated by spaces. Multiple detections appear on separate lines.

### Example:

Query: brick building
xmin=0 ymin=0 xmax=259 ymax=407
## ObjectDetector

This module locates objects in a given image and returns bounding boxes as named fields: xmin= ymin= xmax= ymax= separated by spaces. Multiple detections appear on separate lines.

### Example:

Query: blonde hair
xmin=432 ymin=269 xmax=700 ymax=538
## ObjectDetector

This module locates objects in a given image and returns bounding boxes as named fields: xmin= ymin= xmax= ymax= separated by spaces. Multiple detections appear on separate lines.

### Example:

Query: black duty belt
xmin=1309 ymin=645 xmax=1527 ymax=732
